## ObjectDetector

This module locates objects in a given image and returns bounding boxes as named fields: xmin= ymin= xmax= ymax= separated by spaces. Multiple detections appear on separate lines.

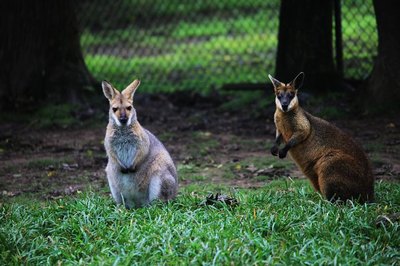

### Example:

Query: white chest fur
xmin=110 ymin=127 xmax=139 ymax=169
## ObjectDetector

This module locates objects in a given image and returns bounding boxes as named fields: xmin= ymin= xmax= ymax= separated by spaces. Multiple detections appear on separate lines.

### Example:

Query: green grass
xmin=31 ymin=104 xmax=79 ymax=128
xmin=220 ymin=91 xmax=272 ymax=116
xmin=80 ymin=3 xmax=280 ymax=93
xmin=80 ymin=1 xmax=377 ymax=95
xmin=25 ymin=158 xmax=75 ymax=170
xmin=240 ymin=156 xmax=293 ymax=171
xmin=83 ymin=30 xmax=276 ymax=93
xmin=177 ymin=163 xmax=207 ymax=182
xmin=1 ymin=180 xmax=399 ymax=265
xmin=189 ymin=131 xmax=220 ymax=156
xmin=341 ymin=2 xmax=377 ymax=80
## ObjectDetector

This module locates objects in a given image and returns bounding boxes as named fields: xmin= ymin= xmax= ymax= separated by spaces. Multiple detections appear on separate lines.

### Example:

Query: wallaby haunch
xmin=102 ymin=79 xmax=178 ymax=208
xmin=269 ymin=72 xmax=374 ymax=203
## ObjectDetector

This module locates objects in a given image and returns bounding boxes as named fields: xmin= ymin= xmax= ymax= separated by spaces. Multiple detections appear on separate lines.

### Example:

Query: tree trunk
xmin=366 ymin=0 xmax=400 ymax=108
xmin=0 ymin=0 xmax=96 ymax=111
xmin=275 ymin=0 xmax=341 ymax=92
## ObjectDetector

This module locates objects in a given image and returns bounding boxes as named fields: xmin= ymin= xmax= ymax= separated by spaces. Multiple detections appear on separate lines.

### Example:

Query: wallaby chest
xmin=109 ymin=126 xmax=140 ymax=169
xmin=275 ymin=112 xmax=296 ymax=142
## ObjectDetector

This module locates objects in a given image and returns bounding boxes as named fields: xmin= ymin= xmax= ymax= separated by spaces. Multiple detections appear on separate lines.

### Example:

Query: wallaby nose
xmin=282 ymin=104 xmax=289 ymax=111
xmin=119 ymin=116 xmax=128 ymax=124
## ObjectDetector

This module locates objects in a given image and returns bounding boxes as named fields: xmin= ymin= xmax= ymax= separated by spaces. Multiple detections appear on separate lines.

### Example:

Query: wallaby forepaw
xmin=270 ymin=145 xmax=279 ymax=156
xmin=278 ymin=149 xmax=287 ymax=159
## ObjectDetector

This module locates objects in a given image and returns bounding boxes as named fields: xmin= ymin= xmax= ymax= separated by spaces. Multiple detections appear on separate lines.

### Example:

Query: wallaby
xmin=268 ymin=72 xmax=374 ymax=203
xmin=102 ymin=79 xmax=178 ymax=208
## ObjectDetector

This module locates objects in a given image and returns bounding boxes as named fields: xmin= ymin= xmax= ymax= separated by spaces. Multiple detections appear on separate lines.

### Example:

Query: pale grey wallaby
xmin=103 ymin=79 xmax=178 ymax=208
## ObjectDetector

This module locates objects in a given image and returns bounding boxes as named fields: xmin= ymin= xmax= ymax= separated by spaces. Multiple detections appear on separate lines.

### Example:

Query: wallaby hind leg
xmin=159 ymin=175 xmax=178 ymax=201
xmin=317 ymin=157 xmax=366 ymax=203
xmin=105 ymin=167 xmax=123 ymax=205
xmin=308 ymin=178 xmax=320 ymax=193
xmin=303 ymin=170 xmax=320 ymax=193
xmin=148 ymin=175 xmax=177 ymax=202
xmin=319 ymin=179 xmax=353 ymax=202
xmin=320 ymin=179 xmax=373 ymax=203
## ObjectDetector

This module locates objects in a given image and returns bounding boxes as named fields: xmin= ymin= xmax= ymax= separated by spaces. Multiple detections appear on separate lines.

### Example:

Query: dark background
xmin=0 ymin=0 xmax=399 ymax=199
xmin=0 ymin=0 xmax=399 ymax=114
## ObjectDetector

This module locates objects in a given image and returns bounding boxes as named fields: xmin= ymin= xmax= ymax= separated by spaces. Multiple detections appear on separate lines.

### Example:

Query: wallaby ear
xmin=268 ymin=74 xmax=283 ymax=90
xmin=102 ymin=80 xmax=118 ymax=100
xmin=122 ymin=79 xmax=141 ymax=99
xmin=290 ymin=72 xmax=304 ymax=89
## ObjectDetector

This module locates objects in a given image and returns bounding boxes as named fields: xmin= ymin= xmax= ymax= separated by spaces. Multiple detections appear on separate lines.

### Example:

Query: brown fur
xmin=269 ymin=73 xmax=374 ymax=203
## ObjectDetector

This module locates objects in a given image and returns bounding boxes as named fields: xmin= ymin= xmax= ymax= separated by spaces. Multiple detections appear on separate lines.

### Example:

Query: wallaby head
xmin=268 ymin=72 xmax=304 ymax=112
xmin=102 ymin=79 xmax=141 ymax=127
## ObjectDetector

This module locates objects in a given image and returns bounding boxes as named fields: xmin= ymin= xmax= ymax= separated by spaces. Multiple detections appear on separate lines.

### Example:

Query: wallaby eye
xmin=112 ymin=107 xmax=118 ymax=112
xmin=126 ymin=106 xmax=132 ymax=111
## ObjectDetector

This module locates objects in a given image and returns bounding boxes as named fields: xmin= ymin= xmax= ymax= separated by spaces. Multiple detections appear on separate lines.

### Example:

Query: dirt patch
xmin=1 ymin=93 xmax=399 ymax=201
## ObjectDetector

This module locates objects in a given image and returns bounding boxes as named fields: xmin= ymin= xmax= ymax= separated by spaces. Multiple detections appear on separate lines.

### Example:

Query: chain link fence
xmin=77 ymin=0 xmax=377 ymax=93
xmin=339 ymin=0 xmax=377 ymax=80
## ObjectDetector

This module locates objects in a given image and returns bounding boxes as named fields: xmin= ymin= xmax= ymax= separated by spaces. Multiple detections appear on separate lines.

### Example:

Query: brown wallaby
xmin=102 ymin=79 xmax=178 ymax=208
xmin=268 ymin=72 xmax=374 ymax=203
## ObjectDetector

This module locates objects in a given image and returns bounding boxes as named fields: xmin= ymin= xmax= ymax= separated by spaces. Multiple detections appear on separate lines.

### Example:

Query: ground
xmin=0 ymin=92 xmax=399 ymax=201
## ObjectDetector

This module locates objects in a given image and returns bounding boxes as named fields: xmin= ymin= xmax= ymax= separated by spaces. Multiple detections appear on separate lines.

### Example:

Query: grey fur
xmin=110 ymin=127 xmax=138 ymax=169
xmin=103 ymin=79 xmax=178 ymax=208
xmin=104 ymin=123 xmax=178 ymax=208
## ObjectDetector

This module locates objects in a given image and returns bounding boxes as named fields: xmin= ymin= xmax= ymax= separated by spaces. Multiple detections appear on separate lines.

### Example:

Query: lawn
xmin=1 ymin=99 xmax=399 ymax=264
xmin=1 ymin=180 xmax=399 ymax=265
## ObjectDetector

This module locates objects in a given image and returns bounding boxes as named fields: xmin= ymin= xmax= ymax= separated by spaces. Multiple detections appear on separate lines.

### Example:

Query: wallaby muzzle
xmin=279 ymin=95 xmax=291 ymax=112
xmin=119 ymin=113 xmax=128 ymax=124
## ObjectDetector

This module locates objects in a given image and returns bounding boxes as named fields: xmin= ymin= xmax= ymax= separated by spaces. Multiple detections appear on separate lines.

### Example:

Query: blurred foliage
xmin=33 ymin=104 xmax=78 ymax=128
xmin=77 ymin=0 xmax=377 ymax=95
xmin=220 ymin=91 xmax=272 ymax=117
xmin=78 ymin=0 xmax=279 ymax=92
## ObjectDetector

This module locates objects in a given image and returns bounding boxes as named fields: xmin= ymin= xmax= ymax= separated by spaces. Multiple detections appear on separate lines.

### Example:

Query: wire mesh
xmin=77 ymin=0 xmax=377 ymax=93
xmin=340 ymin=0 xmax=377 ymax=80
